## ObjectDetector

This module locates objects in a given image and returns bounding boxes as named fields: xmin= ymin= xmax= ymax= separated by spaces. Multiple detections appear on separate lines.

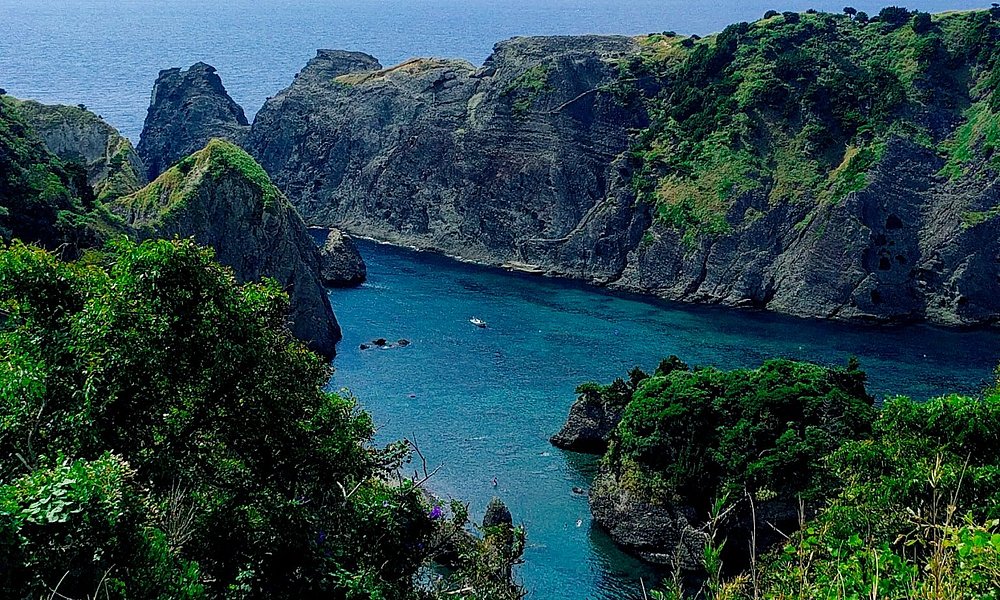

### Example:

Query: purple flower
xmin=429 ymin=505 xmax=444 ymax=520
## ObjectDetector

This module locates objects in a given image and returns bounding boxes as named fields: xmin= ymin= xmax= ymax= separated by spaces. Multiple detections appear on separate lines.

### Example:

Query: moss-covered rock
xmin=11 ymin=99 xmax=146 ymax=202
xmin=112 ymin=139 xmax=341 ymax=357
xmin=0 ymin=97 xmax=120 ymax=250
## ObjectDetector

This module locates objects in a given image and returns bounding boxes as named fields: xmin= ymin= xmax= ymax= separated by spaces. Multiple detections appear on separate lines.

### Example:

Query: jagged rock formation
xmin=317 ymin=228 xmax=366 ymax=286
xmin=549 ymin=388 xmax=624 ymax=454
xmin=111 ymin=139 xmax=341 ymax=357
xmin=589 ymin=471 xmax=707 ymax=568
xmin=137 ymin=63 xmax=249 ymax=180
xmin=244 ymin=37 xmax=643 ymax=270
xmin=483 ymin=497 xmax=514 ymax=529
xmin=12 ymin=99 xmax=147 ymax=202
xmin=136 ymin=10 xmax=1000 ymax=327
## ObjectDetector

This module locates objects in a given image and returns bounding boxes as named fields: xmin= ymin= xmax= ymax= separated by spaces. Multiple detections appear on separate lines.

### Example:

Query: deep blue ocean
xmin=3 ymin=1 xmax=998 ymax=597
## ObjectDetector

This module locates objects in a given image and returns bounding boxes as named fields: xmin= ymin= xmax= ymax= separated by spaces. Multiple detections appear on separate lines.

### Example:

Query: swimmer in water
xmin=491 ymin=476 xmax=498 ymax=487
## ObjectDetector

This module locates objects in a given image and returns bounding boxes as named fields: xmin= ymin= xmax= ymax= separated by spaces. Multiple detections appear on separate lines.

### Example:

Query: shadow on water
xmin=326 ymin=240 xmax=1000 ymax=600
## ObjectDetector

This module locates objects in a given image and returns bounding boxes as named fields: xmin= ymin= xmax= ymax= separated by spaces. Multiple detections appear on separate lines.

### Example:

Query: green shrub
xmin=605 ymin=358 xmax=875 ymax=508
xmin=0 ymin=238 xmax=522 ymax=599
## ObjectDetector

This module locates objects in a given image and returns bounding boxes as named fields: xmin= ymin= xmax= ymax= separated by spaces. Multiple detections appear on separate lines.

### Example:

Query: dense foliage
xmin=603 ymin=358 xmax=875 ymax=509
xmin=621 ymin=8 xmax=1000 ymax=240
xmin=0 ymin=239 xmax=523 ymax=600
xmin=0 ymin=97 xmax=119 ymax=250
xmin=749 ymin=392 xmax=1000 ymax=599
xmin=588 ymin=356 xmax=1000 ymax=598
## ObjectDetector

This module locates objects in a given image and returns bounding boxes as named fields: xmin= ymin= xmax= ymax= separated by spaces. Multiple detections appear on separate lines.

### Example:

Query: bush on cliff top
xmin=587 ymin=357 xmax=1000 ymax=597
xmin=0 ymin=238 xmax=522 ymax=600
xmin=605 ymin=358 xmax=875 ymax=509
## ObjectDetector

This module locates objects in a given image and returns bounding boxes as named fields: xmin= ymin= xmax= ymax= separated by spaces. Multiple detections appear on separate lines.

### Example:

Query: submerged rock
xmin=318 ymin=229 xmax=366 ymax=287
xmin=111 ymin=139 xmax=341 ymax=358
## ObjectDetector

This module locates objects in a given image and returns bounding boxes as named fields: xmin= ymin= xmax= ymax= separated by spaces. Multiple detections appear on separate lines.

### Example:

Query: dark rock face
xmin=13 ymin=99 xmax=147 ymax=201
xmin=112 ymin=140 xmax=341 ymax=358
xmin=317 ymin=229 xmax=366 ymax=287
xmin=549 ymin=390 xmax=624 ymax=454
xmin=242 ymin=36 xmax=644 ymax=271
xmin=137 ymin=63 xmax=249 ymax=180
xmin=483 ymin=497 xmax=513 ymax=529
xmin=137 ymin=40 xmax=1000 ymax=327
xmin=590 ymin=471 xmax=801 ymax=571
xmin=589 ymin=472 xmax=707 ymax=568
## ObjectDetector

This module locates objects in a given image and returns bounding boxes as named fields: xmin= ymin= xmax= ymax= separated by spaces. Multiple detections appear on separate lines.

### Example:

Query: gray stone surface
xmin=137 ymin=38 xmax=1000 ymax=327
xmin=137 ymin=62 xmax=249 ymax=179
xmin=14 ymin=99 xmax=147 ymax=200
xmin=317 ymin=228 xmax=366 ymax=287
xmin=549 ymin=389 xmax=624 ymax=454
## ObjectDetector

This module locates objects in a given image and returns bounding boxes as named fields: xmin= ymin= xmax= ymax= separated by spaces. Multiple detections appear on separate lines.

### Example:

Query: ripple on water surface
xmin=327 ymin=240 xmax=1000 ymax=600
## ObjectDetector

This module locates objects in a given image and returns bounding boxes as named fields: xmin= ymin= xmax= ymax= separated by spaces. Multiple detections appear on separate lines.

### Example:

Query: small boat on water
xmin=469 ymin=317 xmax=488 ymax=328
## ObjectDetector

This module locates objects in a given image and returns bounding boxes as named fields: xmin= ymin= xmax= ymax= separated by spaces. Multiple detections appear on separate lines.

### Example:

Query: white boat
xmin=469 ymin=317 xmax=488 ymax=328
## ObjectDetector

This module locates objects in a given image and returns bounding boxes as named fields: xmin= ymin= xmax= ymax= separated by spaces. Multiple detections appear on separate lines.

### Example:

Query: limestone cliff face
xmin=137 ymin=63 xmax=249 ymax=180
xmin=111 ymin=140 xmax=341 ymax=358
xmin=13 ymin=99 xmax=146 ymax=201
xmin=136 ymin=33 xmax=1000 ymax=327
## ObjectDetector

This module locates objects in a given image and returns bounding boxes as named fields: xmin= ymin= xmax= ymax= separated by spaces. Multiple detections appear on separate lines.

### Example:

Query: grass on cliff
xmin=0 ymin=96 xmax=102 ymax=248
xmin=7 ymin=99 xmax=146 ymax=204
xmin=117 ymin=139 xmax=281 ymax=228
xmin=624 ymin=8 xmax=1000 ymax=241
xmin=503 ymin=64 xmax=553 ymax=117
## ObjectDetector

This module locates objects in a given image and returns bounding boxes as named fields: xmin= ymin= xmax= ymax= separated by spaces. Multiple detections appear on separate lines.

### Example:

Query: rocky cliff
xmin=137 ymin=9 xmax=1000 ymax=327
xmin=137 ymin=62 xmax=249 ymax=180
xmin=111 ymin=139 xmax=342 ymax=357
xmin=12 ymin=99 xmax=146 ymax=202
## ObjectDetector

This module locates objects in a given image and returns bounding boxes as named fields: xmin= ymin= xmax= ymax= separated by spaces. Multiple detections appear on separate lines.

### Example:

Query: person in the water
xmin=491 ymin=476 xmax=498 ymax=487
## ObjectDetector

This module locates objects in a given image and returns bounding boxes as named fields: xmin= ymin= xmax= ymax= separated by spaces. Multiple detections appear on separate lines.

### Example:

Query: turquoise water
xmin=328 ymin=240 xmax=1000 ymax=600
xmin=0 ymin=0 xmax=988 ymax=141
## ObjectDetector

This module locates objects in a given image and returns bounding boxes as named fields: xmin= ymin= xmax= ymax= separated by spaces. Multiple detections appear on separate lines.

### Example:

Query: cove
xmin=326 ymin=240 xmax=1000 ymax=600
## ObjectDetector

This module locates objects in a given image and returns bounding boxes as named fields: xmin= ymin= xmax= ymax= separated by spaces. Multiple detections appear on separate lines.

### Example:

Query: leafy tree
xmin=0 ymin=239 xmax=522 ymax=599
xmin=913 ymin=11 xmax=934 ymax=33
xmin=879 ymin=6 xmax=913 ymax=27
xmin=605 ymin=359 xmax=875 ymax=509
